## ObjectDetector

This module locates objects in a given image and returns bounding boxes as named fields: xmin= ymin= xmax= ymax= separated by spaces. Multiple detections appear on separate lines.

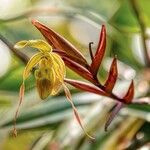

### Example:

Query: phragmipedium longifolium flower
xmin=13 ymin=40 xmax=94 ymax=139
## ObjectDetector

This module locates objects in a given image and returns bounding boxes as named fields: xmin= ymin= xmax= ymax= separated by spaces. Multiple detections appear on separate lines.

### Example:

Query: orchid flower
xmin=13 ymin=39 xmax=94 ymax=139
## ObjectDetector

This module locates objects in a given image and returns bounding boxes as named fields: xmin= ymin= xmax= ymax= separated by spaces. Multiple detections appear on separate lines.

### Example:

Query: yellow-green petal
xmin=15 ymin=40 xmax=52 ymax=52
xmin=28 ymin=40 xmax=52 ymax=52
xmin=52 ymin=53 xmax=66 ymax=73
xmin=51 ymin=52 xmax=66 ymax=80
xmin=14 ymin=40 xmax=28 ymax=49
xmin=51 ymin=68 xmax=62 ymax=95
xmin=23 ymin=52 xmax=43 ymax=80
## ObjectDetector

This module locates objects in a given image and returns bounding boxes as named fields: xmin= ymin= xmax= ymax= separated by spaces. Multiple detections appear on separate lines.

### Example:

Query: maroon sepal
xmin=90 ymin=25 xmax=106 ymax=76
xmin=123 ymin=80 xmax=134 ymax=103
xmin=64 ymin=78 xmax=108 ymax=96
xmin=104 ymin=57 xmax=118 ymax=92
xmin=63 ymin=57 xmax=95 ymax=83
xmin=32 ymin=19 xmax=88 ymax=68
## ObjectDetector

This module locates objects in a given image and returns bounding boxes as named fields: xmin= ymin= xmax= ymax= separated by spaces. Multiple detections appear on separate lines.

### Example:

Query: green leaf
xmin=0 ymin=66 xmax=34 ymax=91
xmin=111 ymin=0 xmax=139 ymax=32
xmin=0 ymin=93 xmax=99 ymax=130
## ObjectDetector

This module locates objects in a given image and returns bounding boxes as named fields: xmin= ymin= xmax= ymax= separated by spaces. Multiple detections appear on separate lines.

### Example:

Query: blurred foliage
xmin=0 ymin=0 xmax=150 ymax=150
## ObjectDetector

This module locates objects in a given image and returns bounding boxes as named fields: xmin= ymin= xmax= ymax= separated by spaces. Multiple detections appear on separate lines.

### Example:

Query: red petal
xmin=104 ymin=57 xmax=118 ymax=92
xmin=90 ymin=25 xmax=106 ymax=76
xmin=64 ymin=78 xmax=108 ymax=96
xmin=63 ymin=57 xmax=95 ymax=83
xmin=123 ymin=80 xmax=134 ymax=103
xmin=32 ymin=19 xmax=88 ymax=68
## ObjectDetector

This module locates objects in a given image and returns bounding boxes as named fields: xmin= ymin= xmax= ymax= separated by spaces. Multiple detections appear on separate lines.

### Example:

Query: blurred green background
xmin=0 ymin=0 xmax=150 ymax=150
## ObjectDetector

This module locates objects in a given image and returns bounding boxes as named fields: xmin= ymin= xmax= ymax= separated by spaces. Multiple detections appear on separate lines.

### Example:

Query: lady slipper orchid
xmin=13 ymin=39 xmax=94 ymax=139
xmin=12 ymin=20 xmax=137 ymax=140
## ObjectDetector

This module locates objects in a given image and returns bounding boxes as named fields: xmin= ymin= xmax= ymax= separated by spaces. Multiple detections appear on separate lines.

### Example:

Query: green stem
xmin=130 ymin=0 xmax=150 ymax=66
